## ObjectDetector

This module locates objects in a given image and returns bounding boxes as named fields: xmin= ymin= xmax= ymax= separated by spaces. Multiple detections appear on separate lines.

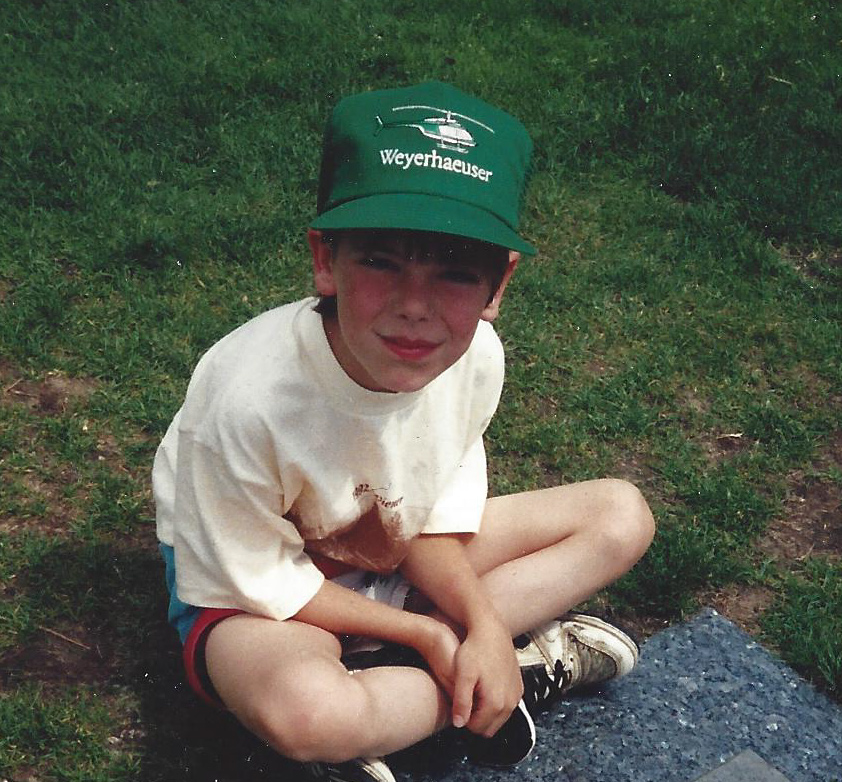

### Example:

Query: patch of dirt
xmin=611 ymin=451 xmax=655 ymax=486
xmin=0 ymin=363 xmax=153 ymax=540
xmin=584 ymin=357 xmax=610 ymax=377
xmin=1 ymin=365 xmax=99 ymax=416
xmin=759 ymin=443 xmax=842 ymax=562
xmin=7 ymin=766 xmax=40 ymax=782
xmin=610 ymin=611 xmax=671 ymax=643
xmin=702 ymin=584 xmax=776 ymax=637
xmin=700 ymin=431 xmax=842 ymax=635
xmin=680 ymin=387 xmax=710 ymax=417
xmin=701 ymin=431 xmax=755 ymax=465
xmin=0 ymin=458 xmax=84 ymax=531
xmin=0 ymin=622 xmax=116 ymax=692
xmin=774 ymin=243 xmax=842 ymax=284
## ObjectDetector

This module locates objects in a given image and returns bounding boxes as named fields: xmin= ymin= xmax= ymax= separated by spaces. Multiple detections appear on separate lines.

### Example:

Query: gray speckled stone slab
xmin=389 ymin=609 xmax=842 ymax=782
xmin=692 ymin=749 xmax=790 ymax=782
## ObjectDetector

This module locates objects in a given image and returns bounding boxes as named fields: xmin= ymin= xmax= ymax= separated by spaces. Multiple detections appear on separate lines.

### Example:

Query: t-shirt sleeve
xmin=171 ymin=418 xmax=325 ymax=622
xmin=420 ymin=435 xmax=488 ymax=535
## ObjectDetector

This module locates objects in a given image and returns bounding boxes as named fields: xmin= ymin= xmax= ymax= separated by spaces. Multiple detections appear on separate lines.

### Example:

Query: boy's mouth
xmin=380 ymin=335 xmax=441 ymax=360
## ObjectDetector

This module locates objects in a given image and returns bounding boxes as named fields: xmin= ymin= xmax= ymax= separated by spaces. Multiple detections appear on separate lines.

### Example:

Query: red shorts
xmin=182 ymin=607 xmax=247 ymax=708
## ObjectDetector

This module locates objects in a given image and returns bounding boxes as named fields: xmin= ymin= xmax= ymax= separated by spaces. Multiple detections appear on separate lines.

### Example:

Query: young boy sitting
xmin=153 ymin=81 xmax=655 ymax=782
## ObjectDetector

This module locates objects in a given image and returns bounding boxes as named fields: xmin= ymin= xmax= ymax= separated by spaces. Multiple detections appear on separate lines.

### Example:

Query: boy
xmin=153 ymin=82 xmax=655 ymax=782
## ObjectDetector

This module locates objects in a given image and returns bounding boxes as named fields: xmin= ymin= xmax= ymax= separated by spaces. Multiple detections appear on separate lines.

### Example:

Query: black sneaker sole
xmin=464 ymin=700 xmax=536 ymax=768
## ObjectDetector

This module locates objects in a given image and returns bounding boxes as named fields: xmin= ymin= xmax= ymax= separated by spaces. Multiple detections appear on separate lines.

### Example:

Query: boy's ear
xmin=481 ymin=251 xmax=519 ymax=323
xmin=308 ymin=229 xmax=337 ymax=296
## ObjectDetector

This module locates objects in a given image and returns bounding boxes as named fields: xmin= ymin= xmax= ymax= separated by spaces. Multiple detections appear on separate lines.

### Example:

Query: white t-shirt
xmin=153 ymin=298 xmax=504 ymax=622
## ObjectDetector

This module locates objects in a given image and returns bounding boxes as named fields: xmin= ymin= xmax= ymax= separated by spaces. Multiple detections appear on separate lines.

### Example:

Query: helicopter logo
xmin=375 ymin=104 xmax=494 ymax=154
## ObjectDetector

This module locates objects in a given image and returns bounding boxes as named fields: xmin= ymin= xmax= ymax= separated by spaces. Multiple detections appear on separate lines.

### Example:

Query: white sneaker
xmin=515 ymin=613 xmax=639 ymax=714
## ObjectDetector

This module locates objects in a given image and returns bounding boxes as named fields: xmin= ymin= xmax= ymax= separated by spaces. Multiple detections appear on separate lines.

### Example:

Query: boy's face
xmin=309 ymin=229 xmax=518 ymax=393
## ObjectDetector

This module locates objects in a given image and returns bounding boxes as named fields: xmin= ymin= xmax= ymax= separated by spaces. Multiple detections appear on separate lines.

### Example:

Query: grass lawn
xmin=1 ymin=0 xmax=840 ymax=779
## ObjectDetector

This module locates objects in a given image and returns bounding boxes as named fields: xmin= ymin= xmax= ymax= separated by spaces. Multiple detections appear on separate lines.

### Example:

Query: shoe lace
xmin=522 ymin=659 xmax=570 ymax=713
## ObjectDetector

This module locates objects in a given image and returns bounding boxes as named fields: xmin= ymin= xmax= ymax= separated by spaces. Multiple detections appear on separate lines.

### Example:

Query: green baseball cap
xmin=311 ymin=82 xmax=535 ymax=255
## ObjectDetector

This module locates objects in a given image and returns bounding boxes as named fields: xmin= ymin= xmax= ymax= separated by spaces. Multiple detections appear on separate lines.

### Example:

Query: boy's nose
xmin=394 ymin=270 xmax=433 ymax=320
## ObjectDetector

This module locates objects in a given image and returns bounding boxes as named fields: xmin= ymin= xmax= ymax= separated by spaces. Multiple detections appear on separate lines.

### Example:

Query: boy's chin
xmin=364 ymin=365 xmax=445 ymax=394
xmin=369 ymin=374 xmax=435 ymax=394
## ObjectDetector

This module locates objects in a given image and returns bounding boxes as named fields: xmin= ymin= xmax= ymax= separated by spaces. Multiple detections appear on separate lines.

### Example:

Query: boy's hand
xmin=414 ymin=616 xmax=462 ymax=693
xmin=400 ymin=534 xmax=524 ymax=736
xmin=452 ymin=617 xmax=523 ymax=737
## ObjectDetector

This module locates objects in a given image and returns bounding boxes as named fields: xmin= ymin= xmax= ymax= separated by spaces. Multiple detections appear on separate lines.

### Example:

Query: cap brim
xmin=311 ymin=193 xmax=536 ymax=255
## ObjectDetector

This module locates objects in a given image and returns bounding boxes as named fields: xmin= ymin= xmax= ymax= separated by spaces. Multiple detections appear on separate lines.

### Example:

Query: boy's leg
xmin=465 ymin=478 xmax=654 ymax=636
xmin=203 ymin=613 xmax=450 ymax=764
xmin=200 ymin=479 xmax=651 ymax=767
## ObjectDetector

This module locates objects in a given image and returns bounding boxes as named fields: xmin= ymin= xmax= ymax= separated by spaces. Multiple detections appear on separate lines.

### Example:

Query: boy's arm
xmin=400 ymin=534 xmax=523 ymax=737
xmin=292 ymin=578 xmax=460 ymax=688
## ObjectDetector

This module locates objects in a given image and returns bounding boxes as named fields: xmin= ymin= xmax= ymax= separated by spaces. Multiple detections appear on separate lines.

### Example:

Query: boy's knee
xmin=250 ymin=675 xmax=371 ymax=763
xmin=251 ymin=688 xmax=334 ymax=761
xmin=598 ymin=478 xmax=655 ymax=564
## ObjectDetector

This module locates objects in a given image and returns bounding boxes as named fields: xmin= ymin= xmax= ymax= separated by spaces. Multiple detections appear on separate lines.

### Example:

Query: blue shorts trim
xmin=160 ymin=543 xmax=201 ymax=644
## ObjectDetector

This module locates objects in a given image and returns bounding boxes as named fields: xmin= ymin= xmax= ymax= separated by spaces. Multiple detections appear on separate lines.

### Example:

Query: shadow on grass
xmin=6 ymin=539 xmax=280 ymax=779
xmin=12 ymin=539 xmax=466 ymax=780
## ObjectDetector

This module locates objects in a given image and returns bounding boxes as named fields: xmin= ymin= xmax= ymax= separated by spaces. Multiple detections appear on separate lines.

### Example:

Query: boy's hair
xmin=313 ymin=228 xmax=510 ymax=317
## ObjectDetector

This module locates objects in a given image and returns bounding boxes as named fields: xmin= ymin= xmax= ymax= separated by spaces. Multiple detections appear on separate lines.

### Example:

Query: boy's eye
xmin=358 ymin=256 xmax=399 ymax=271
xmin=440 ymin=268 xmax=483 ymax=285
